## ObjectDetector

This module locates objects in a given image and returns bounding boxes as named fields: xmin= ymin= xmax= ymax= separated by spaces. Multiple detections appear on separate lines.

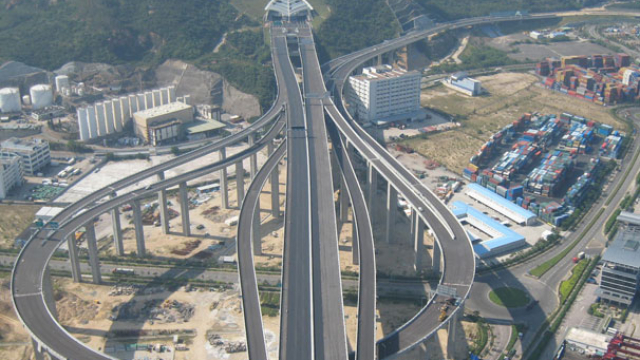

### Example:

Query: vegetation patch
xmin=429 ymin=39 xmax=519 ymax=74
xmin=489 ymin=287 xmax=530 ymax=308
xmin=259 ymin=291 xmax=280 ymax=317
xmin=468 ymin=318 xmax=489 ymax=355
xmin=559 ymin=259 xmax=589 ymax=304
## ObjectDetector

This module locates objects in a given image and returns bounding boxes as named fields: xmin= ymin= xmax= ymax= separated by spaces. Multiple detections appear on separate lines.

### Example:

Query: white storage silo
xmin=128 ymin=94 xmax=138 ymax=115
xmin=87 ymin=106 xmax=98 ymax=139
xmin=55 ymin=75 xmax=70 ymax=93
xmin=30 ymin=84 xmax=53 ymax=110
xmin=160 ymin=88 xmax=169 ymax=105
xmin=77 ymin=107 xmax=91 ymax=141
xmin=137 ymin=94 xmax=146 ymax=111
xmin=152 ymin=89 xmax=162 ymax=107
xmin=112 ymin=100 xmax=122 ymax=132
xmin=144 ymin=92 xmax=153 ymax=109
xmin=77 ymin=82 xmax=86 ymax=96
xmin=95 ymin=103 xmax=107 ymax=136
xmin=168 ymin=85 xmax=176 ymax=102
xmin=22 ymin=95 xmax=31 ymax=106
xmin=0 ymin=88 xmax=21 ymax=113
xmin=104 ymin=100 xmax=115 ymax=134
xmin=182 ymin=95 xmax=191 ymax=105
xmin=120 ymin=96 xmax=131 ymax=123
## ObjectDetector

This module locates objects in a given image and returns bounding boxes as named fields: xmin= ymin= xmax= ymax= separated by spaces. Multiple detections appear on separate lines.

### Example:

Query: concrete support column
xmin=352 ymin=215 xmax=359 ymax=266
xmin=432 ymin=240 xmax=442 ymax=273
xmin=110 ymin=194 xmax=124 ymax=256
xmin=31 ymin=339 xmax=45 ymax=360
xmin=236 ymin=161 xmax=245 ymax=207
xmin=447 ymin=305 xmax=463 ymax=358
xmin=42 ymin=267 xmax=58 ymax=320
xmin=340 ymin=177 xmax=349 ymax=224
xmin=414 ymin=214 xmax=425 ymax=273
xmin=220 ymin=148 xmax=229 ymax=209
xmin=385 ymin=183 xmax=398 ymax=244
xmin=253 ymin=198 xmax=262 ymax=256
xmin=410 ymin=209 xmax=416 ymax=245
xmin=268 ymin=142 xmax=280 ymax=218
xmin=249 ymin=133 xmax=258 ymax=179
xmin=179 ymin=182 xmax=191 ymax=237
xmin=367 ymin=165 xmax=377 ymax=212
xmin=132 ymin=199 xmax=146 ymax=257
xmin=67 ymin=235 xmax=81 ymax=283
xmin=85 ymin=223 xmax=102 ymax=284
xmin=157 ymin=172 xmax=170 ymax=234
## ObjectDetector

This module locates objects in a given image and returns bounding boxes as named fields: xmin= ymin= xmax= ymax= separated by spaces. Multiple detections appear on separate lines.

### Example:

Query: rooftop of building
xmin=352 ymin=65 xmax=419 ymax=81
xmin=450 ymin=201 xmax=525 ymax=257
xmin=1 ymin=137 xmax=48 ymax=150
xmin=565 ymin=327 xmax=612 ymax=349
xmin=265 ymin=0 xmax=313 ymax=17
xmin=603 ymin=226 xmax=640 ymax=269
xmin=466 ymin=183 xmax=537 ymax=220
xmin=186 ymin=120 xmax=225 ymax=134
xmin=35 ymin=206 xmax=64 ymax=219
xmin=133 ymin=102 xmax=192 ymax=118
xmin=617 ymin=211 xmax=640 ymax=227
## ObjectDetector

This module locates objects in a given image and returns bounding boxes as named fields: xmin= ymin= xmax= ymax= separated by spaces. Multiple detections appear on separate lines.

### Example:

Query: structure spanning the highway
xmin=11 ymin=3 xmax=567 ymax=360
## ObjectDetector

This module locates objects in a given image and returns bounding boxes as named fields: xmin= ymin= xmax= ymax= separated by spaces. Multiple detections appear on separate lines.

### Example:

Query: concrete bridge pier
xmin=157 ymin=172 xmax=170 ymax=234
xmin=236 ymin=161 xmax=245 ymax=207
xmin=132 ymin=199 xmax=146 ymax=257
xmin=179 ymin=182 xmax=191 ymax=236
xmin=414 ymin=213 xmax=425 ymax=273
xmin=220 ymin=148 xmax=229 ymax=209
xmin=267 ymin=141 xmax=280 ymax=218
xmin=31 ymin=338 xmax=59 ymax=360
xmin=249 ymin=133 xmax=258 ymax=179
xmin=85 ymin=223 xmax=102 ymax=284
xmin=110 ymin=193 xmax=124 ymax=256
xmin=367 ymin=165 xmax=377 ymax=212
xmin=352 ymin=212 xmax=359 ymax=266
xmin=66 ymin=235 xmax=81 ymax=283
xmin=432 ymin=240 xmax=442 ymax=273
xmin=253 ymin=197 xmax=262 ymax=256
xmin=339 ymin=176 xmax=350 ymax=225
xmin=385 ymin=183 xmax=398 ymax=244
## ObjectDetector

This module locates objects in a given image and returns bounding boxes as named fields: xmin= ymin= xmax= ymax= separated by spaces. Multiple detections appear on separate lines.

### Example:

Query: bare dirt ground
xmin=0 ymin=204 xmax=37 ymax=249
xmin=405 ymin=72 xmax=624 ymax=173
xmin=0 ymin=276 xmax=32 ymax=360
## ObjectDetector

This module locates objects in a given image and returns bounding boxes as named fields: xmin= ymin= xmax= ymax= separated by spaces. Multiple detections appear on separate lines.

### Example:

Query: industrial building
xmin=77 ymin=86 xmax=178 ymax=141
xmin=450 ymin=201 xmax=526 ymax=258
xmin=1 ymin=137 xmax=50 ymax=176
xmin=0 ymin=87 xmax=21 ymax=113
xmin=565 ymin=327 xmax=612 ymax=357
xmin=0 ymin=152 xmax=23 ymax=199
xmin=466 ymin=183 xmax=537 ymax=225
xmin=133 ymin=102 xmax=194 ymax=145
xmin=598 ymin=212 xmax=640 ymax=307
xmin=346 ymin=64 xmax=421 ymax=124
xmin=444 ymin=72 xmax=482 ymax=96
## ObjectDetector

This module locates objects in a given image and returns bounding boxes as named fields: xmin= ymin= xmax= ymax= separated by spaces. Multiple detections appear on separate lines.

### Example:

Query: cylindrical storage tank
xmin=168 ymin=85 xmax=176 ymax=102
xmin=95 ymin=103 xmax=107 ymax=136
xmin=22 ymin=95 xmax=31 ymax=106
xmin=30 ymin=84 xmax=53 ymax=110
xmin=77 ymin=107 xmax=91 ymax=141
xmin=112 ymin=100 xmax=123 ymax=132
xmin=137 ymin=94 xmax=146 ymax=111
xmin=55 ymin=75 xmax=70 ymax=92
xmin=0 ymin=88 xmax=21 ymax=113
xmin=87 ymin=106 xmax=98 ymax=139
xmin=144 ymin=92 xmax=153 ymax=109
xmin=104 ymin=100 xmax=115 ymax=134
xmin=160 ymin=88 xmax=170 ymax=105
xmin=152 ymin=89 xmax=162 ymax=107
xmin=76 ymin=82 xmax=85 ymax=96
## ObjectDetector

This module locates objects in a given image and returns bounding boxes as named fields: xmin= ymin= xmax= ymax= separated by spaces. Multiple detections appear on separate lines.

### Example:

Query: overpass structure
xmin=11 ymin=5 xmax=566 ymax=360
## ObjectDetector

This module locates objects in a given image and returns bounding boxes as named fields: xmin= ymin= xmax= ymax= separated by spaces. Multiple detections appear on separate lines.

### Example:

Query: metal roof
xmin=186 ymin=120 xmax=225 ymax=134
xmin=265 ymin=0 xmax=313 ymax=17
xmin=617 ymin=211 xmax=640 ymax=227
xmin=466 ymin=184 xmax=537 ymax=222
xmin=603 ymin=226 xmax=640 ymax=269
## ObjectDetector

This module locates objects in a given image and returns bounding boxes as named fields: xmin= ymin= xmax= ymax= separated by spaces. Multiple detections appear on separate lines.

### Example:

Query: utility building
xmin=0 ymin=152 xmax=23 ymax=199
xmin=346 ymin=65 xmax=421 ymax=125
xmin=133 ymin=102 xmax=194 ymax=145
xmin=598 ymin=212 xmax=640 ymax=307
xmin=1 ymin=137 xmax=50 ymax=176
xmin=445 ymin=72 xmax=482 ymax=96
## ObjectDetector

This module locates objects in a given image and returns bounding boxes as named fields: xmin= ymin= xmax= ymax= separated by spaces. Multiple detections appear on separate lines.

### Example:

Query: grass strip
xmin=559 ymin=259 xmax=589 ymax=304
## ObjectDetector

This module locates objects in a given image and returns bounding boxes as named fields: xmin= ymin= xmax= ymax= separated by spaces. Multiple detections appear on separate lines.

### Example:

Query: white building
xmin=565 ymin=327 xmax=612 ymax=356
xmin=346 ymin=65 xmax=421 ymax=124
xmin=35 ymin=206 xmax=64 ymax=223
xmin=1 ymin=137 xmax=51 ymax=176
xmin=76 ymin=86 xmax=177 ymax=141
xmin=265 ymin=0 xmax=313 ymax=19
xmin=0 ymin=153 xmax=23 ymax=199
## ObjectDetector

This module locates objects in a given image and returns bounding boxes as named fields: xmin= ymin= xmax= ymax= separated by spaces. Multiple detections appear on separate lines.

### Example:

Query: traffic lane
xmin=237 ymin=142 xmax=286 ymax=360
xmin=299 ymin=39 xmax=348 ymax=360
xmin=328 ymin=122 xmax=376 ymax=360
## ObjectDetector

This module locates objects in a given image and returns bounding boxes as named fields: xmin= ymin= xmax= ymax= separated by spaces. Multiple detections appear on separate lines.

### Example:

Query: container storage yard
xmin=464 ymin=112 xmax=620 ymax=227
xmin=536 ymin=53 xmax=640 ymax=106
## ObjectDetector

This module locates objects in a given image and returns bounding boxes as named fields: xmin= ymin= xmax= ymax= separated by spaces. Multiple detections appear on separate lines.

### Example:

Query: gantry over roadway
xmin=12 ymin=7 xmax=565 ymax=360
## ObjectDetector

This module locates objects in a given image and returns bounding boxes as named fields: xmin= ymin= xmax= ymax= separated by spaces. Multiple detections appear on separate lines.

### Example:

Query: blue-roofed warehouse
xmin=466 ymin=183 xmax=538 ymax=226
xmin=451 ymin=201 xmax=527 ymax=258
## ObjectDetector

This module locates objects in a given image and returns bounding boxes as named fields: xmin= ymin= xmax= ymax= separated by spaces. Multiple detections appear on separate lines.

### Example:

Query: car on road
xmin=418 ymin=206 xmax=424 ymax=212
xmin=196 ymin=224 xmax=205 ymax=230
